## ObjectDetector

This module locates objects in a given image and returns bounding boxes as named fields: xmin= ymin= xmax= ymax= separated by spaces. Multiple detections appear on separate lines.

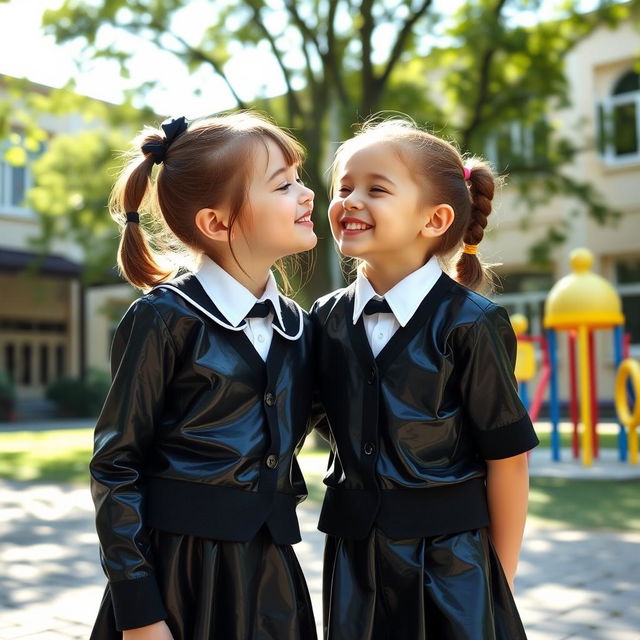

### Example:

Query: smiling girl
xmin=90 ymin=113 xmax=318 ymax=640
xmin=312 ymin=118 xmax=538 ymax=639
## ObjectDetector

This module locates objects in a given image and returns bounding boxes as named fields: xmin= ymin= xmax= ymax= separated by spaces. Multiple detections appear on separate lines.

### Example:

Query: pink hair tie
xmin=463 ymin=166 xmax=472 ymax=181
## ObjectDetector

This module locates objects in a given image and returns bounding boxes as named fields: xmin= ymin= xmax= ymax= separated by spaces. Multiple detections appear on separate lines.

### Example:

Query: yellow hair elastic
xmin=462 ymin=243 xmax=479 ymax=255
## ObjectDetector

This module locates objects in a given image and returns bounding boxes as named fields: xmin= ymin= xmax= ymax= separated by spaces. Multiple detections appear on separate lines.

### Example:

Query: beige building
xmin=484 ymin=20 xmax=640 ymax=406
xmin=0 ymin=79 xmax=135 ymax=410
xmin=1 ymin=19 xmax=638 ymax=414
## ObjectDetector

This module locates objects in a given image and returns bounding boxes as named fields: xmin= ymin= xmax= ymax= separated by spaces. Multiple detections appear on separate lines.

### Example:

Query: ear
xmin=421 ymin=204 xmax=455 ymax=239
xmin=195 ymin=207 xmax=230 ymax=242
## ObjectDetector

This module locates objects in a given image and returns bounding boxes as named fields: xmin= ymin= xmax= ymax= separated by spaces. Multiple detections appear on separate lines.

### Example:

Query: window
xmin=40 ymin=344 xmax=49 ymax=386
xmin=21 ymin=344 xmax=32 ymax=385
xmin=0 ymin=159 xmax=32 ymax=214
xmin=5 ymin=344 xmax=15 ymax=383
xmin=55 ymin=344 xmax=66 ymax=379
xmin=615 ymin=256 xmax=640 ymax=350
xmin=598 ymin=70 xmax=640 ymax=164
xmin=484 ymin=119 xmax=550 ymax=173
xmin=0 ymin=135 xmax=43 ymax=215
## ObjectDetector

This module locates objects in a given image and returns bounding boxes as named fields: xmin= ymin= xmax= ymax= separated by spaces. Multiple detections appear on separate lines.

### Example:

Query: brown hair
xmin=110 ymin=111 xmax=305 ymax=290
xmin=331 ymin=117 xmax=498 ymax=293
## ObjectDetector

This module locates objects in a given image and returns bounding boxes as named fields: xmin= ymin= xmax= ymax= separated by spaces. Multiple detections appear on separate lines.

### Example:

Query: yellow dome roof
xmin=543 ymin=248 xmax=624 ymax=330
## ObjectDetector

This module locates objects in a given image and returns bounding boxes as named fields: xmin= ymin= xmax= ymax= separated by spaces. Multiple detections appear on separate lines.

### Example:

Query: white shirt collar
xmin=195 ymin=255 xmax=283 ymax=328
xmin=352 ymin=255 xmax=443 ymax=327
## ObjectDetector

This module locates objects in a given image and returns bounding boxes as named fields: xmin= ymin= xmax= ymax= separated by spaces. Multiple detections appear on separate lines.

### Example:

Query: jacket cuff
xmin=474 ymin=412 xmax=539 ymax=460
xmin=110 ymin=575 xmax=167 ymax=631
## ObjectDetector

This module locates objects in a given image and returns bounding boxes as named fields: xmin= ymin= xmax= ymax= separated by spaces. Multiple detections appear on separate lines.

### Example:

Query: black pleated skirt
xmin=91 ymin=527 xmax=317 ymax=640
xmin=323 ymin=527 xmax=526 ymax=640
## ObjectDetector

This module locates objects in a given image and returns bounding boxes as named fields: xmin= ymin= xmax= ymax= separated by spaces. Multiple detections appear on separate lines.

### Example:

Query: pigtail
xmin=110 ymin=132 xmax=175 ymax=291
xmin=455 ymin=161 xmax=496 ymax=294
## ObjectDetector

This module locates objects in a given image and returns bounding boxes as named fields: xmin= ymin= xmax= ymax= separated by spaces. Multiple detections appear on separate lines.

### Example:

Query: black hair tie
xmin=126 ymin=211 xmax=140 ymax=224
xmin=141 ymin=116 xmax=189 ymax=165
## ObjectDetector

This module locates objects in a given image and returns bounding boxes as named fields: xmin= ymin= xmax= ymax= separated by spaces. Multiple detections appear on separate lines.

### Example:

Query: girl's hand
xmin=123 ymin=621 xmax=174 ymax=640
xmin=486 ymin=453 xmax=530 ymax=591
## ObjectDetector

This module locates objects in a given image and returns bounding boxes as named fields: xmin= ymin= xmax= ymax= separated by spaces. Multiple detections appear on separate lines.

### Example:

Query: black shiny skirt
xmin=91 ymin=527 xmax=317 ymax=640
xmin=323 ymin=527 xmax=526 ymax=640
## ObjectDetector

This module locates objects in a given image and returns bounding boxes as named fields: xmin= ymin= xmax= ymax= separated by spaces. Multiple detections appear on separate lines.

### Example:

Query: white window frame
xmin=484 ymin=120 xmax=539 ymax=171
xmin=0 ymin=158 xmax=36 ymax=217
xmin=618 ymin=283 xmax=640 ymax=357
xmin=598 ymin=91 xmax=640 ymax=166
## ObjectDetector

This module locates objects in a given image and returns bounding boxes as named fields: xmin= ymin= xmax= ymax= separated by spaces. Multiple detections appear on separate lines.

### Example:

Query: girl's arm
xmin=91 ymin=298 xmax=176 ymax=632
xmin=486 ymin=453 xmax=530 ymax=591
xmin=455 ymin=306 xmax=538 ymax=591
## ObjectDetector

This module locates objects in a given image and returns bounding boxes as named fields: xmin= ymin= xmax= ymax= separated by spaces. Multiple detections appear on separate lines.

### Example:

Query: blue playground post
xmin=613 ymin=325 xmax=628 ymax=461
xmin=547 ymin=329 xmax=561 ymax=461
xmin=519 ymin=381 xmax=529 ymax=410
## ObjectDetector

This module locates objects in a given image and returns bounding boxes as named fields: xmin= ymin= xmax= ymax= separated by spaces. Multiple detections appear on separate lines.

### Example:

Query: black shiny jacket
xmin=311 ymin=272 xmax=538 ymax=540
xmin=90 ymin=274 xmax=313 ymax=628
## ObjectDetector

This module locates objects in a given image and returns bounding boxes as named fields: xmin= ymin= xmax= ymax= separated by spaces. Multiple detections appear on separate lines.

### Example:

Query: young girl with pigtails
xmin=90 ymin=113 xmax=318 ymax=640
xmin=311 ymin=118 xmax=539 ymax=639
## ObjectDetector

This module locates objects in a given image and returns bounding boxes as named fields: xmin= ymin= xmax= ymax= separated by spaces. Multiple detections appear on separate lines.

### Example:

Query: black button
xmin=265 ymin=454 xmax=279 ymax=469
xmin=363 ymin=442 xmax=375 ymax=456
xmin=264 ymin=392 xmax=276 ymax=407
xmin=366 ymin=367 xmax=376 ymax=385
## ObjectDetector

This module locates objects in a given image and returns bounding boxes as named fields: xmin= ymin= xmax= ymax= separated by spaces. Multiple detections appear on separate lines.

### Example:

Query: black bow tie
xmin=363 ymin=298 xmax=392 ymax=316
xmin=245 ymin=300 xmax=275 ymax=320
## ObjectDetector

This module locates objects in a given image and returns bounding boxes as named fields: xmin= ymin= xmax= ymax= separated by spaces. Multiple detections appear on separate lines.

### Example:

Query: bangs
xmin=262 ymin=126 xmax=305 ymax=168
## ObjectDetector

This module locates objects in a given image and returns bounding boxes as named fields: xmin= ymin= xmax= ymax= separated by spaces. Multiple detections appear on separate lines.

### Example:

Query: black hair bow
xmin=142 ymin=116 xmax=189 ymax=164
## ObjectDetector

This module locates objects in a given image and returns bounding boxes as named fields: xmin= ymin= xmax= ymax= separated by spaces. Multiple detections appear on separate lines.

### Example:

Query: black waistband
xmin=145 ymin=476 xmax=301 ymax=544
xmin=318 ymin=477 xmax=489 ymax=540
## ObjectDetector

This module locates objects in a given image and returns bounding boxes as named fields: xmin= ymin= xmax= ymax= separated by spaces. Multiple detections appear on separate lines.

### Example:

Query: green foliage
xmin=46 ymin=370 xmax=111 ymax=417
xmin=26 ymin=128 xmax=129 ymax=283
xmin=3 ymin=0 xmax=639 ymax=295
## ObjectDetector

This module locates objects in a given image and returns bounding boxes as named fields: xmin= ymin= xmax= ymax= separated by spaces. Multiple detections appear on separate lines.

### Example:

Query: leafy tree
xmin=1 ymin=75 xmax=155 ymax=283
xmin=27 ymin=128 xmax=130 ymax=284
xmin=10 ymin=0 xmax=640 ymax=295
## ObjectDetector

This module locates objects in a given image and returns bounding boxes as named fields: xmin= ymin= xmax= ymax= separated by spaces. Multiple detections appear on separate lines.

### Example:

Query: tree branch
xmin=359 ymin=0 xmax=376 ymax=113
xmin=324 ymin=0 xmax=350 ymax=106
xmin=284 ymin=0 xmax=323 ymax=98
xmin=168 ymin=31 xmax=248 ymax=110
xmin=246 ymin=2 xmax=303 ymax=122
xmin=377 ymin=0 xmax=434 ymax=90
xmin=461 ymin=0 xmax=509 ymax=149
xmin=112 ymin=17 xmax=249 ymax=110
xmin=284 ymin=0 xmax=322 ymax=59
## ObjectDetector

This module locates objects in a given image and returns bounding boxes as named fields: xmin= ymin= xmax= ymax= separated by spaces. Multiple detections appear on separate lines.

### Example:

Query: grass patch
xmin=2 ymin=429 xmax=638 ymax=532
xmin=0 ymin=428 xmax=93 ymax=484
xmin=528 ymin=477 xmax=640 ymax=532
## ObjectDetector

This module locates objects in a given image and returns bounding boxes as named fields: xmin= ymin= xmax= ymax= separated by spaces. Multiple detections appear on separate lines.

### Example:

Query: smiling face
xmin=329 ymin=141 xmax=434 ymax=269
xmin=239 ymin=138 xmax=317 ymax=261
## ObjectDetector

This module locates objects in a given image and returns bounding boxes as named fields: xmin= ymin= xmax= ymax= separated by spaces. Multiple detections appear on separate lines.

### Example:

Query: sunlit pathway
xmin=1 ymin=479 xmax=639 ymax=639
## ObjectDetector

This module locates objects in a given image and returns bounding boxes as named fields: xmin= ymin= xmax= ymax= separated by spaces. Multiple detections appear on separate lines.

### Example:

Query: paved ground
xmin=1 ymin=420 xmax=639 ymax=639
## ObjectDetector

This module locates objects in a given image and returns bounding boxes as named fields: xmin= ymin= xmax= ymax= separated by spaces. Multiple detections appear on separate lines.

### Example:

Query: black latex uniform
xmin=311 ymin=271 xmax=539 ymax=640
xmin=90 ymin=274 xmax=317 ymax=640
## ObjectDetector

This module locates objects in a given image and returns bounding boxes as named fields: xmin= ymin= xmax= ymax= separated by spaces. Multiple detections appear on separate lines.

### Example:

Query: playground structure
xmin=615 ymin=358 xmax=640 ymax=464
xmin=512 ymin=248 xmax=639 ymax=466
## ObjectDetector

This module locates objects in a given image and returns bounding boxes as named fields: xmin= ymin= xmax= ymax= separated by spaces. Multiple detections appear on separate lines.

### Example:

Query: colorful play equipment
xmin=511 ymin=314 xmax=552 ymax=424
xmin=615 ymin=358 xmax=640 ymax=465
xmin=542 ymin=248 xmax=627 ymax=466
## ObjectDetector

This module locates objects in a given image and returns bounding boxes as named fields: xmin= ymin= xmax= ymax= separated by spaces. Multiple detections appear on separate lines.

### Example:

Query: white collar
xmin=352 ymin=255 xmax=443 ymax=326
xmin=195 ymin=255 xmax=284 ymax=328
